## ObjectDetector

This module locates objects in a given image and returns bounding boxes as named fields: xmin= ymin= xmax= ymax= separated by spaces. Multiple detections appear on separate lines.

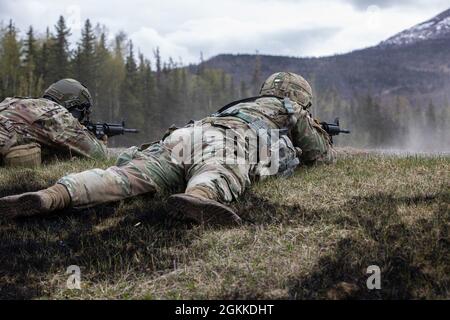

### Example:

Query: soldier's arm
xmin=38 ymin=108 xmax=108 ymax=159
xmin=291 ymin=110 xmax=336 ymax=165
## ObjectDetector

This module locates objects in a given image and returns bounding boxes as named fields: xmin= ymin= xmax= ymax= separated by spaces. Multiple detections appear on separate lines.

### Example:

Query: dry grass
xmin=0 ymin=151 xmax=448 ymax=299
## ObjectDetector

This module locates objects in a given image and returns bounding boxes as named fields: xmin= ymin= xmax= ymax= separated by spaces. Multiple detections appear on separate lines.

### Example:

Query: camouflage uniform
xmin=59 ymin=96 xmax=335 ymax=208
xmin=0 ymin=97 xmax=108 ymax=161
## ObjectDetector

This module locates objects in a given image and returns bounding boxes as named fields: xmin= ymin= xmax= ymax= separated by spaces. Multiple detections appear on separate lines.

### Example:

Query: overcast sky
xmin=1 ymin=0 xmax=449 ymax=64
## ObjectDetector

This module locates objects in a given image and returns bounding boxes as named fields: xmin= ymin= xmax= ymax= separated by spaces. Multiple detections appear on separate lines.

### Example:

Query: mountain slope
xmin=202 ymin=8 xmax=450 ymax=106
xmin=381 ymin=8 xmax=450 ymax=47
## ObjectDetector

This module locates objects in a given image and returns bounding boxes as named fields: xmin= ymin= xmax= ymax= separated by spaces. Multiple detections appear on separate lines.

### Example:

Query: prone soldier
xmin=0 ymin=72 xmax=338 ymax=225
xmin=0 ymin=78 xmax=108 ymax=167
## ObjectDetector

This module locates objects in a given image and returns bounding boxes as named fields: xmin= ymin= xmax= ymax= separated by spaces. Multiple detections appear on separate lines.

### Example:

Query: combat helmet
xmin=42 ymin=78 xmax=93 ymax=121
xmin=260 ymin=72 xmax=313 ymax=109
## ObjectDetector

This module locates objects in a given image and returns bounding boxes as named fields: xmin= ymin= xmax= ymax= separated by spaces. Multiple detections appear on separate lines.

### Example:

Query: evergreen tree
xmin=119 ymin=40 xmax=141 ymax=144
xmin=239 ymin=80 xmax=249 ymax=98
xmin=92 ymin=32 xmax=113 ymax=121
xmin=137 ymin=52 xmax=156 ymax=137
xmin=251 ymin=52 xmax=261 ymax=95
xmin=3 ymin=17 xmax=447 ymax=150
xmin=48 ymin=16 xmax=71 ymax=82
xmin=154 ymin=47 xmax=162 ymax=85
xmin=22 ymin=26 xmax=37 ymax=96
xmin=107 ymin=32 xmax=126 ymax=122
xmin=0 ymin=20 xmax=21 ymax=98
xmin=36 ymin=27 xmax=51 ymax=90
xmin=73 ymin=19 xmax=96 ymax=91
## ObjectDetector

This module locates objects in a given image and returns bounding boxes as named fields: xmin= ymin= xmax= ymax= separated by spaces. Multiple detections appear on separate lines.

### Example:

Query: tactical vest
xmin=212 ymin=95 xmax=300 ymax=177
xmin=212 ymin=95 xmax=296 ymax=135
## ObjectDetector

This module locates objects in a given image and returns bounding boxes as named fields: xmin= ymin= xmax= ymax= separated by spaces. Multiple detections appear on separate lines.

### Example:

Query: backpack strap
xmin=212 ymin=95 xmax=296 ymax=139
xmin=213 ymin=95 xmax=295 ymax=117
xmin=212 ymin=95 xmax=283 ymax=116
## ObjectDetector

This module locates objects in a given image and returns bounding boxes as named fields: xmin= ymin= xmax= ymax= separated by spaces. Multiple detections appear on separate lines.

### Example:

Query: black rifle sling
xmin=212 ymin=95 xmax=281 ymax=116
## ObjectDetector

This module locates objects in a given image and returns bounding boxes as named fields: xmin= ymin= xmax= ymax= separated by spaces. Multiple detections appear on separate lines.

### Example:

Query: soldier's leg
xmin=0 ymin=143 xmax=185 ymax=217
xmin=185 ymin=160 xmax=250 ymax=203
xmin=169 ymin=125 xmax=250 ymax=225
xmin=170 ymin=160 xmax=248 ymax=225
xmin=58 ymin=161 xmax=158 ymax=209
xmin=60 ymin=143 xmax=185 ymax=208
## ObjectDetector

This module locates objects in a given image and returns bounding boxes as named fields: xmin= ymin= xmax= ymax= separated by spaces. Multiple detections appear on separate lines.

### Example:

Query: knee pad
xmin=4 ymin=143 xmax=42 ymax=168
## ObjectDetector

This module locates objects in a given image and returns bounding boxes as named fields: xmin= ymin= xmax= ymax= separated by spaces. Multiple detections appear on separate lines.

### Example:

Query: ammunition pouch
xmin=215 ymin=108 xmax=300 ymax=177
xmin=272 ymin=135 xmax=301 ymax=177
xmin=250 ymin=133 xmax=301 ymax=178
xmin=4 ymin=143 xmax=42 ymax=168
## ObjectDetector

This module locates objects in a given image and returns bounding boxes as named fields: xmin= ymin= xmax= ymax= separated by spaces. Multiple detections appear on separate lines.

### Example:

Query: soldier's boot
xmin=0 ymin=184 xmax=71 ymax=218
xmin=168 ymin=188 xmax=242 ymax=226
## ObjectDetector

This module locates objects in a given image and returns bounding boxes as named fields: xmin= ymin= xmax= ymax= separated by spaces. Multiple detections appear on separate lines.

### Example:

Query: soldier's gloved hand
xmin=100 ymin=134 xmax=108 ymax=146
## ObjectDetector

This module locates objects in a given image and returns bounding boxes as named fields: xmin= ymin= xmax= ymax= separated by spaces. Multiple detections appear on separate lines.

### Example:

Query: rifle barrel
xmin=124 ymin=128 xmax=139 ymax=133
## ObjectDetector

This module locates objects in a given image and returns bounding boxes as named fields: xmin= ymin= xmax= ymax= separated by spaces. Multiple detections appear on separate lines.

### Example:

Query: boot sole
xmin=0 ymin=193 xmax=45 ymax=218
xmin=168 ymin=194 xmax=241 ymax=226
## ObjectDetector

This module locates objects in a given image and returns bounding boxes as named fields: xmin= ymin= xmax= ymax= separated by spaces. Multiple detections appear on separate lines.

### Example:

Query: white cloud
xmin=1 ymin=0 xmax=449 ymax=63
xmin=132 ymin=27 xmax=191 ymax=63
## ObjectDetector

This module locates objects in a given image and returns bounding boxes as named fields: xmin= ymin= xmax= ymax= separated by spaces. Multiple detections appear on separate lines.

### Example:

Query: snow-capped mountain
xmin=203 ymin=8 xmax=450 ymax=108
xmin=381 ymin=8 xmax=450 ymax=47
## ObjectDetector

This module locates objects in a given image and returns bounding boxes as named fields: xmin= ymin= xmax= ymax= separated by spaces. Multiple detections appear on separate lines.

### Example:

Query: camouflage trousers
xmin=59 ymin=119 xmax=254 ymax=208
xmin=58 ymin=115 xmax=334 ymax=208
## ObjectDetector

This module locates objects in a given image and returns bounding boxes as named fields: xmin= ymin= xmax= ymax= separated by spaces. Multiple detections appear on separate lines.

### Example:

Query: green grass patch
xmin=0 ymin=152 xmax=448 ymax=299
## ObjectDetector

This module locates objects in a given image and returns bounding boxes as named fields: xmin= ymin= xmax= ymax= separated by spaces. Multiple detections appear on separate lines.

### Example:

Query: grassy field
xmin=0 ymin=151 xmax=448 ymax=299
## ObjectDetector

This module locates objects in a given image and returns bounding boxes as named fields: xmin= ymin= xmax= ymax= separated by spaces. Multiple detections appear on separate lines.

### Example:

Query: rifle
xmin=85 ymin=121 xmax=139 ymax=139
xmin=320 ymin=117 xmax=350 ymax=137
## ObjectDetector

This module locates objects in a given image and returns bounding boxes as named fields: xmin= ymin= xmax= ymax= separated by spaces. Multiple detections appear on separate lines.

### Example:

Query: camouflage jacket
xmin=0 ymin=97 xmax=108 ymax=159
xmin=208 ymin=96 xmax=336 ymax=165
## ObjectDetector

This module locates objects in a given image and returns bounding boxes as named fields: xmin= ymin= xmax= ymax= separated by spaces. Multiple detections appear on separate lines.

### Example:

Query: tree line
xmin=0 ymin=16 xmax=242 ymax=146
xmin=314 ymin=89 xmax=449 ymax=152
xmin=1 ymin=16 xmax=448 ymax=151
